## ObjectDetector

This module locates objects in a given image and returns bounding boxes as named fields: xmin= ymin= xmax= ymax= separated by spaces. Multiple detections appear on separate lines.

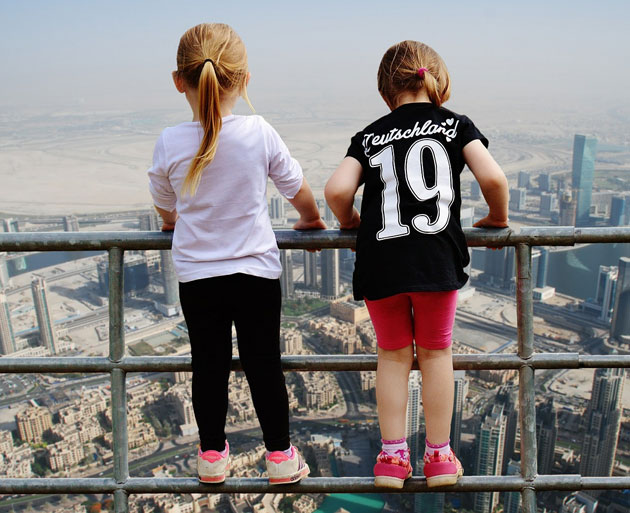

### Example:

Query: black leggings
xmin=179 ymin=273 xmax=290 ymax=452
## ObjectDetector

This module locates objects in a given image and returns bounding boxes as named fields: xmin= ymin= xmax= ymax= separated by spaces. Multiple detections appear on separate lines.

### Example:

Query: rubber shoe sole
xmin=268 ymin=463 xmax=310 ymax=485
xmin=198 ymin=462 xmax=230 ymax=484
xmin=374 ymin=461 xmax=412 ymax=489
xmin=425 ymin=465 xmax=463 ymax=488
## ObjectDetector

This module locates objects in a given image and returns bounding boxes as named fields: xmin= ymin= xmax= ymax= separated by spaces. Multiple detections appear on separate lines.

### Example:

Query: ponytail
xmin=182 ymin=61 xmax=223 ymax=196
xmin=176 ymin=23 xmax=252 ymax=197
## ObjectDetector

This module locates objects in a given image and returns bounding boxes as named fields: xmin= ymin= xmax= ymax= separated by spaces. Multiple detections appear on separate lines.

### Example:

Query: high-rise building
xmin=595 ymin=265 xmax=618 ymax=322
xmin=98 ymin=254 xmax=149 ymax=296
xmin=269 ymin=196 xmax=285 ymax=225
xmin=304 ymin=250 xmax=318 ymax=288
xmin=31 ymin=277 xmax=58 ymax=355
xmin=502 ymin=459 xmax=522 ymax=513
xmin=406 ymin=371 xmax=422 ymax=471
xmin=63 ymin=215 xmax=80 ymax=232
xmin=2 ymin=218 xmax=19 ymax=233
xmin=561 ymin=492 xmax=599 ymax=513
xmin=321 ymin=249 xmax=340 ymax=299
xmin=579 ymin=367 xmax=625 ymax=476
xmin=280 ymin=249 xmax=294 ymax=298
xmin=16 ymin=405 xmax=53 ymax=443
xmin=536 ymin=248 xmax=549 ymax=289
xmin=482 ymin=247 xmax=515 ymax=290
xmin=540 ymin=192 xmax=557 ymax=218
xmin=414 ymin=492 xmax=444 ymax=513
xmin=139 ymin=211 xmax=160 ymax=231
xmin=451 ymin=370 xmax=468 ymax=455
xmin=518 ymin=171 xmax=530 ymax=189
xmin=474 ymin=404 xmax=506 ymax=513
xmin=323 ymin=202 xmax=336 ymax=226
xmin=611 ymin=257 xmax=630 ymax=342
xmin=509 ymin=188 xmax=527 ymax=211
xmin=470 ymin=181 xmax=481 ymax=201
xmin=572 ymin=134 xmax=597 ymax=227
xmin=0 ymin=292 xmax=16 ymax=355
xmin=559 ymin=189 xmax=577 ymax=226
xmin=609 ymin=197 xmax=625 ymax=227
xmin=496 ymin=384 xmax=518 ymax=474
xmin=157 ymin=250 xmax=180 ymax=316
xmin=0 ymin=252 xmax=11 ymax=289
xmin=536 ymin=397 xmax=557 ymax=475
xmin=538 ymin=173 xmax=551 ymax=192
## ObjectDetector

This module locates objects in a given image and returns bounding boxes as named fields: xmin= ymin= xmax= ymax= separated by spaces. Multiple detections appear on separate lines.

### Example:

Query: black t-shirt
xmin=345 ymin=102 xmax=488 ymax=300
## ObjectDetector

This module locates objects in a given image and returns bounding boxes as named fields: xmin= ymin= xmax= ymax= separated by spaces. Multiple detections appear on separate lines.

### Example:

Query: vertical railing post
xmin=108 ymin=248 xmax=129 ymax=513
xmin=516 ymin=244 xmax=537 ymax=512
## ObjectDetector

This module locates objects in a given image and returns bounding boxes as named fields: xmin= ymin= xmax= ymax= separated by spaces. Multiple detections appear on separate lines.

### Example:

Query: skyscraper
xmin=304 ymin=250 xmax=318 ymax=288
xmin=63 ymin=215 xmax=80 ymax=232
xmin=571 ymin=134 xmax=597 ymax=227
xmin=609 ymin=196 xmax=625 ymax=227
xmin=502 ymin=459 xmax=522 ymax=513
xmin=2 ymin=218 xmax=19 ymax=233
xmin=159 ymin=250 xmax=180 ymax=314
xmin=470 ymin=181 xmax=481 ymax=201
xmin=536 ymin=397 xmax=557 ymax=475
xmin=611 ymin=257 xmax=630 ymax=342
xmin=269 ymin=196 xmax=285 ymax=225
xmin=538 ymin=173 xmax=551 ymax=192
xmin=0 ymin=252 xmax=11 ymax=290
xmin=595 ymin=265 xmax=618 ymax=323
xmin=279 ymin=249 xmax=294 ymax=298
xmin=509 ymin=188 xmax=527 ymax=211
xmin=559 ymin=189 xmax=577 ymax=226
xmin=321 ymin=249 xmax=340 ymax=299
xmin=451 ymin=370 xmax=468 ymax=455
xmin=139 ymin=211 xmax=160 ymax=231
xmin=0 ymin=292 xmax=16 ymax=355
xmin=474 ymin=404 xmax=506 ymax=513
xmin=496 ymin=384 xmax=518 ymax=474
xmin=31 ymin=277 xmax=58 ymax=355
xmin=406 ymin=371 xmax=423 ymax=471
xmin=579 ymin=367 xmax=625 ymax=476
xmin=540 ymin=192 xmax=557 ymax=218
xmin=483 ymin=247 xmax=515 ymax=290
xmin=518 ymin=171 xmax=530 ymax=189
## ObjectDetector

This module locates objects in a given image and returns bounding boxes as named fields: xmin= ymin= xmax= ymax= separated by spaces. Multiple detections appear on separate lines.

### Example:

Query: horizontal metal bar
xmin=1 ymin=475 xmax=629 ymax=495
xmin=1 ymin=226 xmax=629 ymax=252
xmin=1 ymin=353 xmax=629 ymax=373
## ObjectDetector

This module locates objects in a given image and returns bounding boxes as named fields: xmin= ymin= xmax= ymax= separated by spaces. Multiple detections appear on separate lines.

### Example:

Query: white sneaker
xmin=197 ymin=442 xmax=230 ymax=483
xmin=266 ymin=446 xmax=310 ymax=485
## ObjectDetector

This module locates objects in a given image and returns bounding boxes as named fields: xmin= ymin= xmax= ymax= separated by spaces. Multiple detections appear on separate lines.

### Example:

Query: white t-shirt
xmin=148 ymin=115 xmax=303 ymax=283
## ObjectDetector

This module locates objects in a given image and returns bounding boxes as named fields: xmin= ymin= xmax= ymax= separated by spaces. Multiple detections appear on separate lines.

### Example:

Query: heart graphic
xmin=446 ymin=118 xmax=454 ymax=126
xmin=446 ymin=137 xmax=452 ymax=142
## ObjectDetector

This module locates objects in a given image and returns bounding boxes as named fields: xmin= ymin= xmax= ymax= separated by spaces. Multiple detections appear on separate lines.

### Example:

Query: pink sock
xmin=425 ymin=439 xmax=450 ymax=457
xmin=382 ymin=438 xmax=409 ymax=460
xmin=267 ymin=445 xmax=294 ymax=458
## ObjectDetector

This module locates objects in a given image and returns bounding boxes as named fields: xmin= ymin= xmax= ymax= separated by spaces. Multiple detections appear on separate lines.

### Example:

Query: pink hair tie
xmin=417 ymin=67 xmax=428 ymax=77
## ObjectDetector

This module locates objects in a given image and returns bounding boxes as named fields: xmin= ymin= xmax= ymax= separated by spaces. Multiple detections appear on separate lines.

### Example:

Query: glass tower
xmin=571 ymin=134 xmax=598 ymax=227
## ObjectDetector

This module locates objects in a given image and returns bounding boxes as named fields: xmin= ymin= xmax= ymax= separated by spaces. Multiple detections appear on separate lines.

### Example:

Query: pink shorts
xmin=364 ymin=291 xmax=458 ymax=351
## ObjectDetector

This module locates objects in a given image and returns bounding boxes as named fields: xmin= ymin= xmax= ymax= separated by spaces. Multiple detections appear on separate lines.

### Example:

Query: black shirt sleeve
xmin=345 ymin=130 xmax=369 ymax=168
xmin=459 ymin=115 xmax=489 ymax=149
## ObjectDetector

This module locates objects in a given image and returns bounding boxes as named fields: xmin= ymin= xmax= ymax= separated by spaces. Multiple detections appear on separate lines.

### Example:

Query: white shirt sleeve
xmin=263 ymin=119 xmax=303 ymax=199
xmin=147 ymin=132 xmax=177 ymax=212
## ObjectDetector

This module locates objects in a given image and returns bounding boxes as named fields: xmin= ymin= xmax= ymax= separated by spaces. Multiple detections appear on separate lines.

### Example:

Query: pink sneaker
xmin=373 ymin=450 xmax=413 ymax=489
xmin=423 ymin=449 xmax=463 ymax=487
xmin=197 ymin=442 xmax=230 ymax=483
xmin=266 ymin=446 xmax=310 ymax=485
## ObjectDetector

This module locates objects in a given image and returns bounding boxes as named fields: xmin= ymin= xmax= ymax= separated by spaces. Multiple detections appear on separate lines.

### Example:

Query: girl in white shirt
xmin=148 ymin=23 xmax=324 ymax=485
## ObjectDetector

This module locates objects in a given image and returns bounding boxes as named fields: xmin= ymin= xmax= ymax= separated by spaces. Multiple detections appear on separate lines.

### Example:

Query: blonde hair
xmin=176 ymin=23 xmax=253 ymax=196
xmin=377 ymin=40 xmax=451 ymax=109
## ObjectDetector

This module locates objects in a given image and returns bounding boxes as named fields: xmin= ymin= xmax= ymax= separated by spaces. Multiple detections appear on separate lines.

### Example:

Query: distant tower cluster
xmin=139 ymin=211 xmax=160 ymax=231
xmin=279 ymin=249 xmax=294 ymax=298
xmin=0 ymin=292 xmax=16 ymax=355
xmin=63 ymin=215 xmax=80 ymax=232
xmin=482 ymin=247 xmax=515 ymax=290
xmin=31 ymin=277 xmax=58 ymax=355
xmin=304 ymin=251 xmax=318 ymax=289
xmin=536 ymin=397 xmax=557 ymax=475
xmin=321 ymin=249 xmax=340 ymax=299
xmin=610 ymin=257 xmax=630 ymax=342
xmin=571 ymin=134 xmax=598 ymax=227
xmin=579 ymin=367 xmax=625 ymax=477
xmin=474 ymin=404 xmax=506 ymax=513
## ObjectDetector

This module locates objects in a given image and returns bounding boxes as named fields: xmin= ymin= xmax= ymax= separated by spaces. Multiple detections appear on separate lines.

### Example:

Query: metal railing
xmin=1 ymin=227 xmax=630 ymax=513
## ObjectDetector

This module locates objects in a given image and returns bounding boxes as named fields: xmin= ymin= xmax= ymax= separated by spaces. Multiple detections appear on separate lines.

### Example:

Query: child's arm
xmin=154 ymin=205 xmax=178 ymax=231
xmin=463 ymin=140 xmax=509 ymax=228
xmin=324 ymin=157 xmax=362 ymax=229
xmin=288 ymin=177 xmax=327 ymax=230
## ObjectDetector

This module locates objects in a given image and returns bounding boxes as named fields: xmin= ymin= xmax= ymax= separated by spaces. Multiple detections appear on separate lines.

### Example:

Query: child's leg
xmin=179 ymin=277 xmax=234 ymax=452
xmin=411 ymin=290 xmax=458 ymax=445
xmin=365 ymin=294 xmax=415 ymax=439
xmin=233 ymin=274 xmax=290 ymax=452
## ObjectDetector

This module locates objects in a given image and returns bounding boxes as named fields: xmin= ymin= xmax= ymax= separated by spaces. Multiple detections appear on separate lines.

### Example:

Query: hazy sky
xmin=1 ymin=0 xmax=629 ymax=117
